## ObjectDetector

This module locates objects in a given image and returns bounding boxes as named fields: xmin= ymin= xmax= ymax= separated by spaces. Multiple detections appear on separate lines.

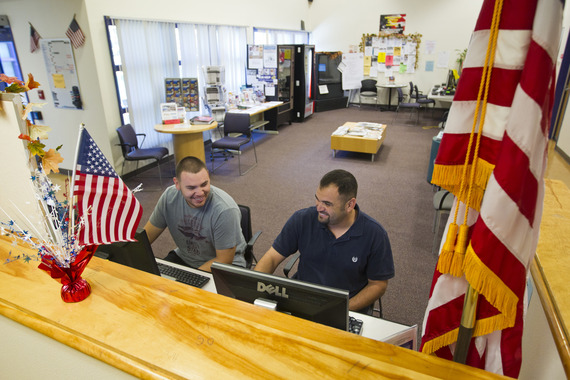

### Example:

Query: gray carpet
xmin=126 ymin=105 xmax=445 ymax=332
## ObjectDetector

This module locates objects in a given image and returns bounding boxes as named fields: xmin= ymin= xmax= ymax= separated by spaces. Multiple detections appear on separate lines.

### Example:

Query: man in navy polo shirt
xmin=255 ymin=169 xmax=394 ymax=314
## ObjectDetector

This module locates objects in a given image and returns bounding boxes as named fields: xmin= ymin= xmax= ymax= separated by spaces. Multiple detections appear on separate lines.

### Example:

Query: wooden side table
xmin=331 ymin=122 xmax=387 ymax=162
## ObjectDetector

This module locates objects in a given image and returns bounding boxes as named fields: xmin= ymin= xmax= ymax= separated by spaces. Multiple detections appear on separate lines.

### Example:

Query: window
xmin=0 ymin=15 xmax=24 ymax=92
xmin=105 ymin=17 xmax=247 ymax=152
xmin=253 ymin=27 xmax=310 ymax=45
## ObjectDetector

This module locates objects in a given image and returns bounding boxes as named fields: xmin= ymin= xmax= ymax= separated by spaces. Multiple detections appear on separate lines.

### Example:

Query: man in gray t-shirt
xmin=144 ymin=156 xmax=246 ymax=271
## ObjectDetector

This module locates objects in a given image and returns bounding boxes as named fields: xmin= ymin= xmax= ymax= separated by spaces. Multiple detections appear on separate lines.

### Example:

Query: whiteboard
xmin=341 ymin=53 xmax=364 ymax=90
xmin=40 ymin=38 xmax=83 ymax=109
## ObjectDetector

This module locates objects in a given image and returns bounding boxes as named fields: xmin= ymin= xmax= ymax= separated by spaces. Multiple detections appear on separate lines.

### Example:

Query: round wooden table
xmin=154 ymin=122 xmax=217 ymax=164
xmin=376 ymin=83 xmax=407 ymax=110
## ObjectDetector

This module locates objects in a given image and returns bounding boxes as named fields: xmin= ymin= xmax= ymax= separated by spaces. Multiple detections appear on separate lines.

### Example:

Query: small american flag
xmin=66 ymin=17 xmax=85 ymax=49
xmin=30 ymin=24 xmax=41 ymax=53
xmin=73 ymin=127 xmax=142 ymax=245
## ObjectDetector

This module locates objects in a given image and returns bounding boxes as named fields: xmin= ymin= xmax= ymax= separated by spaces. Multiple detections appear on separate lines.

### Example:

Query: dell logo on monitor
xmin=257 ymin=281 xmax=289 ymax=298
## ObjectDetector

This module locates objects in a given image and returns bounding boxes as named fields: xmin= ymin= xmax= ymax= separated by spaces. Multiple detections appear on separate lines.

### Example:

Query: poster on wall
xmin=40 ymin=38 xmax=82 ymax=109
xmin=248 ymin=45 xmax=264 ymax=69
xmin=380 ymin=14 xmax=406 ymax=34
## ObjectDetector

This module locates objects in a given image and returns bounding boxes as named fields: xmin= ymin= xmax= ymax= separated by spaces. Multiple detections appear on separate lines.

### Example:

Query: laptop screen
xmin=95 ymin=229 xmax=161 ymax=275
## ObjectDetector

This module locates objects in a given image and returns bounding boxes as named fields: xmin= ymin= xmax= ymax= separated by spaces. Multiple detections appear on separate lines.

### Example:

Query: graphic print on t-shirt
xmin=178 ymin=214 xmax=208 ymax=258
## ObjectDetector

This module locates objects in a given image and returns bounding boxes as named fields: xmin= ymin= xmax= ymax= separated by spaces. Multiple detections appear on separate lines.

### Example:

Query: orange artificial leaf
xmin=0 ymin=74 xmax=24 ymax=86
xmin=18 ymin=134 xmax=32 ymax=142
xmin=41 ymin=149 xmax=64 ymax=174
xmin=25 ymin=73 xmax=40 ymax=90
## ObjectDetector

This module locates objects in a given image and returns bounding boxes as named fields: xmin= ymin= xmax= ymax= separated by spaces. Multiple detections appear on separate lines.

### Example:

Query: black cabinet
xmin=293 ymin=44 xmax=315 ymax=122
xmin=313 ymin=52 xmax=347 ymax=112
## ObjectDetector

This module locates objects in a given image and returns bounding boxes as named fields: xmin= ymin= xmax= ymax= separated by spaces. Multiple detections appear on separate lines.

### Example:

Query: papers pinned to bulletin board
xmin=40 ymin=38 xmax=82 ymax=109
xmin=360 ymin=33 xmax=421 ymax=76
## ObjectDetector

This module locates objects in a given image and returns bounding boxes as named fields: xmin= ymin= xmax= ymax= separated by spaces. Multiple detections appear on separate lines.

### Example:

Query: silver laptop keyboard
xmin=157 ymin=262 xmax=210 ymax=288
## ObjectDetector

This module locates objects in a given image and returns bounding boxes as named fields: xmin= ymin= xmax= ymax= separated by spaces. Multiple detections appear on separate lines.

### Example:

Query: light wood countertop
xmin=0 ymin=236 xmax=508 ymax=379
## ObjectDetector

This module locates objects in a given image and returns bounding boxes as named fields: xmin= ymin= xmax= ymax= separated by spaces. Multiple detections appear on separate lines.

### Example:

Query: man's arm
xmin=198 ymin=247 xmax=236 ymax=272
xmin=143 ymin=220 xmax=165 ymax=244
xmin=254 ymin=247 xmax=287 ymax=274
xmin=348 ymin=279 xmax=388 ymax=312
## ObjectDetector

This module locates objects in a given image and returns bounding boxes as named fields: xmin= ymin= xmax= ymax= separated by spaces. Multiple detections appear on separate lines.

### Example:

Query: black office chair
xmin=359 ymin=79 xmax=378 ymax=109
xmin=432 ymin=190 xmax=454 ymax=255
xmin=211 ymin=112 xmax=258 ymax=175
xmin=393 ymin=87 xmax=420 ymax=125
xmin=116 ymin=124 xmax=170 ymax=187
xmin=415 ymin=85 xmax=436 ymax=117
xmin=282 ymin=252 xmax=383 ymax=318
xmin=238 ymin=204 xmax=262 ymax=269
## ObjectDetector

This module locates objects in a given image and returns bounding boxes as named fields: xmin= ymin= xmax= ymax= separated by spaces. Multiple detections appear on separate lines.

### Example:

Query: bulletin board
xmin=40 ymin=38 xmax=82 ymax=109
xmin=359 ymin=32 xmax=422 ymax=77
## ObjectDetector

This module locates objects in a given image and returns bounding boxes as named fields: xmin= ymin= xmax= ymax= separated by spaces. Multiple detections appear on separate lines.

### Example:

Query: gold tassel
xmin=436 ymin=222 xmax=458 ymax=274
xmin=449 ymin=224 xmax=469 ymax=277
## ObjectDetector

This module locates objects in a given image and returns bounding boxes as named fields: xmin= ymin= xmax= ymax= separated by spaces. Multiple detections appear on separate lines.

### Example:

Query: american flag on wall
xmin=73 ymin=127 xmax=142 ymax=246
xmin=30 ymin=24 xmax=41 ymax=53
xmin=421 ymin=0 xmax=563 ymax=377
xmin=66 ymin=17 xmax=85 ymax=49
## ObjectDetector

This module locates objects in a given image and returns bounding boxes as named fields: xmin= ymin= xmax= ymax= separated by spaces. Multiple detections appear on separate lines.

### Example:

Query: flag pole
xmin=68 ymin=123 xmax=85 ymax=240
xmin=453 ymin=284 xmax=479 ymax=364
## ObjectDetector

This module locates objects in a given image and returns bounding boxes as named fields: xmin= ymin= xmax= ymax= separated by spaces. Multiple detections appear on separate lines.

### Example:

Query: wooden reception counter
xmin=0 ymin=236 xmax=507 ymax=379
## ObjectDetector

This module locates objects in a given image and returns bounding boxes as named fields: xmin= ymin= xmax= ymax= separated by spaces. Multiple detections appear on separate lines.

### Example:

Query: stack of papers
xmin=332 ymin=123 xmax=386 ymax=140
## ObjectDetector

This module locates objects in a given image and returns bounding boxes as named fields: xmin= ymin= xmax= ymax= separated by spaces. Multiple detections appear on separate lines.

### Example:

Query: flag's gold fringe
xmin=463 ymin=244 xmax=518 ymax=333
xmin=431 ymin=159 xmax=495 ymax=212
xmin=421 ymin=328 xmax=459 ymax=355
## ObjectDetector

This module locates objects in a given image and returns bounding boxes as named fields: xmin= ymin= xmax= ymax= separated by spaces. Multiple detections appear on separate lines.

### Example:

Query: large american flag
xmin=66 ymin=17 xmax=85 ymax=49
xmin=73 ymin=128 xmax=142 ymax=245
xmin=421 ymin=0 xmax=563 ymax=377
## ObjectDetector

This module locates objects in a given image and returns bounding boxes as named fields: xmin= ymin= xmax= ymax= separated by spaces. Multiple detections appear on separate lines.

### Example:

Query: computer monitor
xmin=94 ymin=229 xmax=161 ymax=276
xmin=446 ymin=69 xmax=457 ymax=89
xmin=211 ymin=262 xmax=349 ymax=331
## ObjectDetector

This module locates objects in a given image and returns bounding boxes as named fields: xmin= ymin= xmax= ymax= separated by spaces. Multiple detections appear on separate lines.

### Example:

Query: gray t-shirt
xmin=149 ymin=184 xmax=246 ymax=268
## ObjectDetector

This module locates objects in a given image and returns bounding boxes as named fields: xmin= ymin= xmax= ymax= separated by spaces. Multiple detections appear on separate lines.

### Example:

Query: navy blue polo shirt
xmin=272 ymin=205 xmax=394 ymax=298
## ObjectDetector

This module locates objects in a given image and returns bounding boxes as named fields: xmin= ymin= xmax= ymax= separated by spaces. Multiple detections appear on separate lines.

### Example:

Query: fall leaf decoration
xmin=2 ymin=73 xmax=64 ymax=173
xmin=42 ymin=148 xmax=64 ymax=174
xmin=0 ymin=73 xmax=40 ymax=93
xmin=25 ymin=73 xmax=40 ymax=91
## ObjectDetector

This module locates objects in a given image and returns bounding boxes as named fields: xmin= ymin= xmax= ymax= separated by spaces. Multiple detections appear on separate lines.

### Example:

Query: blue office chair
xmin=211 ymin=112 xmax=258 ymax=175
xmin=116 ymin=124 xmax=170 ymax=187
xmin=415 ymin=85 xmax=436 ymax=117
xmin=393 ymin=87 xmax=420 ymax=125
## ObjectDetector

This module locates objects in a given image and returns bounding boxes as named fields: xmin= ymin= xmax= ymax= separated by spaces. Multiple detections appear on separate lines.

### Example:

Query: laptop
xmin=95 ymin=229 xmax=210 ymax=288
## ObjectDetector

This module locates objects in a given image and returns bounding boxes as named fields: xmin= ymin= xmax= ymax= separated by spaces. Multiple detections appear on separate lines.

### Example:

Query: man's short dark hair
xmin=176 ymin=156 xmax=208 ymax=179
xmin=319 ymin=169 xmax=358 ymax=202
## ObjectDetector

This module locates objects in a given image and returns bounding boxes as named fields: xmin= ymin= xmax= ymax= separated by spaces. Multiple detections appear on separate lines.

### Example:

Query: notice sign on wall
xmin=40 ymin=38 xmax=82 ymax=109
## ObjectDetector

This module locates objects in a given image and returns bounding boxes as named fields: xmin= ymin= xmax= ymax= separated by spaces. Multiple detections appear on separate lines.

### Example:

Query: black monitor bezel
xmin=211 ymin=262 xmax=349 ymax=331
